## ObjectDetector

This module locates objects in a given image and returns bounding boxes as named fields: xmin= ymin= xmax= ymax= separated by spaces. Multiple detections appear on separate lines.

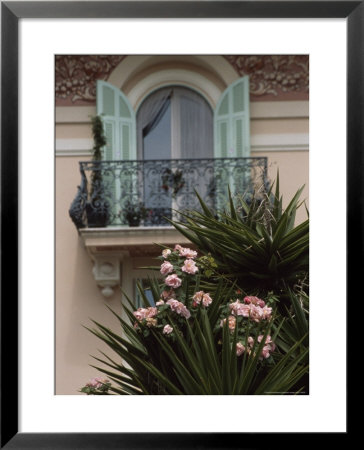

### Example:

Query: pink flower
xmin=146 ymin=318 xmax=157 ymax=328
xmin=156 ymin=300 xmax=165 ymax=306
xmin=220 ymin=315 xmax=236 ymax=331
xmin=229 ymin=300 xmax=242 ymax=315
xmin=228 ymin=315 xmax=236 ymax=331
xmin=257 ymin=334 xmax=273 ymax=344
xmin=161 ymin=289 xmax=175 ymax=300
xmin=165 ymin=274 xmax=182 ymax=288
xmin=261 ymin=345 xmax=272 ymax=359
xmin=244 ymin=296 xmax=265 ymax=307
xmin=192 ymin=291 xmax=212 ymax=307
xmin=230 ymin=299 xmax=252 ymax=317
xmin=163 ymin=324 xmax=173 ymax=335
xmin=249 ymin=305 xmax=263 ymax=323
xmin=181 ymin=259 xmax=198 ymax=274
xmin=133 ymin=307 xmax=157 ymax=321
xmin=257 ymin=335 xmax=276 ymax=359
xmin=166 ymin=299 xmax=191 ymax=319
xmin=192 ymin=291 xmax=204 ymax=307
xmin=202 ymin=293 xmax=213 ymax=307
xmin=257 ymin=335 xmax=276 ymax=352
xmin=247 ymin=336 xmax=254 ymax=348
xmin=174 ymin=244 xmax=183 ymax=251
xmin=133 ymin=308 xmax=147 ymax=321
xmin=145 ymin=307 xmax=158 ymax=318
xmin=261 ymin=306 xmax=272 ymax=320
xmin=162 ymin=249 xmax=171 ymax=258
xmin=160 ymin=261 xmax=174 ymax=275
xmin=237 ymin=304 xmax=251 ymax=317
xmin=86 ymin=377 xmax=108 ymax=389
xmin=179 ymin=247 xmax=198 ymax=259
xmin=236 ymin=342 xmax=246 ymax=356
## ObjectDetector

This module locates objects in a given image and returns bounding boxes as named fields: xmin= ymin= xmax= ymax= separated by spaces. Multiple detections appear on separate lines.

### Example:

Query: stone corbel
xmin=91 ymin=255 xmax=121 ymax=298
xmin=79 ymin=227 xmax=191 ymax=298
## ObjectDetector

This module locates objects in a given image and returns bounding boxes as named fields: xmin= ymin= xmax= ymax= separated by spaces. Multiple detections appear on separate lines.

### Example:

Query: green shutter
xmin=214 ymin=75 xmax=250 ymax=159
xmin=103 ymin=86 xmax=115 ymax=116
xmin=96 ymin=80 xmax=136 ymax=161
xmin=96 ymin=81 xmax=137 ymax=225
xmin=214 ymin=76 xmax=250 ymax=211
xmin=104 ymin=120 xmax=115 ymax=160
xmin=218 ymin=121 xmax=228 ymax=158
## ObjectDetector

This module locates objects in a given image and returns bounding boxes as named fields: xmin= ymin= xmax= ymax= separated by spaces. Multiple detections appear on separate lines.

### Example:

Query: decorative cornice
xmin=224 ymin=55 xmax=309 ymax=98
xmin=55 ymin=55 xmax=309 ymax=105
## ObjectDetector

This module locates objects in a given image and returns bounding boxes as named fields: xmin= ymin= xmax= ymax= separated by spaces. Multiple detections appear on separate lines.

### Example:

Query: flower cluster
xmin=192 ymin=291 xmax=213 ymax=307
xmin=81 ymin=377 xmax=111 ymax=395
xmin=174 ymin=245 xmax=198 ymax=259
xmin=257 ymin=335 xmax=276 ymax=359
xmin=133 ymin=306 xmax=158 ymax=321
xmin=229 ymin=297 xmax=272 ymax=322
xmin=160 ymin=245 xmax=199 ymax=289
xmin=132 ymin=307 xmax=158 ymax=329
xmin=235 ymin=335 xmax=276 ymax=360
xmin=217 ymin=293 xmax=277 ymax=363
xmin=220 ymin=315 xmax=237 ymax=332
xmin=166 ymin=299 xmax=191 ymax=319
xmin=131 ymin=246 xmax=214 ymax=340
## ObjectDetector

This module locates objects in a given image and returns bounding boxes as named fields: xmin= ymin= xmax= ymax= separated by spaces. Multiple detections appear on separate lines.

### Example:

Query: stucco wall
xmin=56 ymin=157 xmax=122 ymax=394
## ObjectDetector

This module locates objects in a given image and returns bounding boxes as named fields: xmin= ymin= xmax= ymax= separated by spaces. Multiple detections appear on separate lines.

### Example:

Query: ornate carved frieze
xmin=224 ymin=55 xmax=309 ymax=97
xmin=55 ymin=55 xmax=125 ymax=103
xmin=55 ymin=55 xmax=308 ymax=105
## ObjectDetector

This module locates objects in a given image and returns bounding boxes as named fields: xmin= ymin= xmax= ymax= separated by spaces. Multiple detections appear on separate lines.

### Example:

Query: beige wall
xmin=56 ymin=158 xmax=163 ymax=394
xmin=56 ymin=156 xmax=117 ymax=394
xmin=254 ymin=150 xmax=309 ymax=224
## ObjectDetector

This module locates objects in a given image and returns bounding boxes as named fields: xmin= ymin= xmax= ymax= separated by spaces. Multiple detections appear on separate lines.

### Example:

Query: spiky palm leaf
xmin=170 ymin=176 xmax=309 ymax=295
xmin=86 ymin=283 xmax=308 ymax=395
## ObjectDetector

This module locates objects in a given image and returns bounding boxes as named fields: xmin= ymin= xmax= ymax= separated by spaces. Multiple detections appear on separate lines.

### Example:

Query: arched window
xmin=96 ymin=78 xmax=250 ymax=225
xmin=96 ymin=77 xmax=250 ymax=162
xmin=136 ymin=86 xmax=214 ymax=161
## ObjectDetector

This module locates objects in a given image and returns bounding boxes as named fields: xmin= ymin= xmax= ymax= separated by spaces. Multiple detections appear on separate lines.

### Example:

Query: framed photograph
xmin=1 ymin=1 xmax=356 ymax=447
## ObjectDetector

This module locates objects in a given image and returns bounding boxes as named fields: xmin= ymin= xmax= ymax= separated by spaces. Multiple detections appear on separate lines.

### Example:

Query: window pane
xmin=134 ymin=280 xmax=156 ymax=308
xmin=179 ymin=89 xmax=213 ymax=159
xmin=143 ymin=102 xmax=171 ymax=161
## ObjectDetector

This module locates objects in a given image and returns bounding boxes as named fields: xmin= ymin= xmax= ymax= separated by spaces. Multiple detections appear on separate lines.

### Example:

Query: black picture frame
xmin=1 ymin=1 xmax=355 ymax=447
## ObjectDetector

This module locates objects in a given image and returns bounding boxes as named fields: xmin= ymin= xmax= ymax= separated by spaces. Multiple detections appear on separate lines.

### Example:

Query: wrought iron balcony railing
xmin=69 ymin=157 xmax=268 ymax=229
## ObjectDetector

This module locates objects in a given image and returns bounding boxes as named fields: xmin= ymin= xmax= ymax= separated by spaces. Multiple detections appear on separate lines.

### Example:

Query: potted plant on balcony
xmin=161 ymin=168 xmax=185 ymax=197
xmin=85 ymin=115 xmax=110 ymax=227
xmin=122 ymin=201 xmax=150 ymax=227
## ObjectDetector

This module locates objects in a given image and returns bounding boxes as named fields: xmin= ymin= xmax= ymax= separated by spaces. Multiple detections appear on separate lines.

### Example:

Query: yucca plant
xmin=82 ymin=245 xmax=308 ymax=395
xmin=170 ymin=175 xmax=309 ymax=298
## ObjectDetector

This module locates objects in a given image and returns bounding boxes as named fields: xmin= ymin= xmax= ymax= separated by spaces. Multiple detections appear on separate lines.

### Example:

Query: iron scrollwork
xmin=69 ymin=157 xmax=268 ymax=229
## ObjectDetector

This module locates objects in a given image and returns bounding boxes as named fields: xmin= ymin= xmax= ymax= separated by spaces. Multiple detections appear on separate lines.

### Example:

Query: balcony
xmin=69 ymin=157 xmax=268 ymax=230
xmin=69 ymin=157 xmax=267 ymax=296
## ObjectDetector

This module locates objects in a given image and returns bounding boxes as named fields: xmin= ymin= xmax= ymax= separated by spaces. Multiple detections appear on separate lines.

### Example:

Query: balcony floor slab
xmin=79 ymin=226 xmax=192 ymax=257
